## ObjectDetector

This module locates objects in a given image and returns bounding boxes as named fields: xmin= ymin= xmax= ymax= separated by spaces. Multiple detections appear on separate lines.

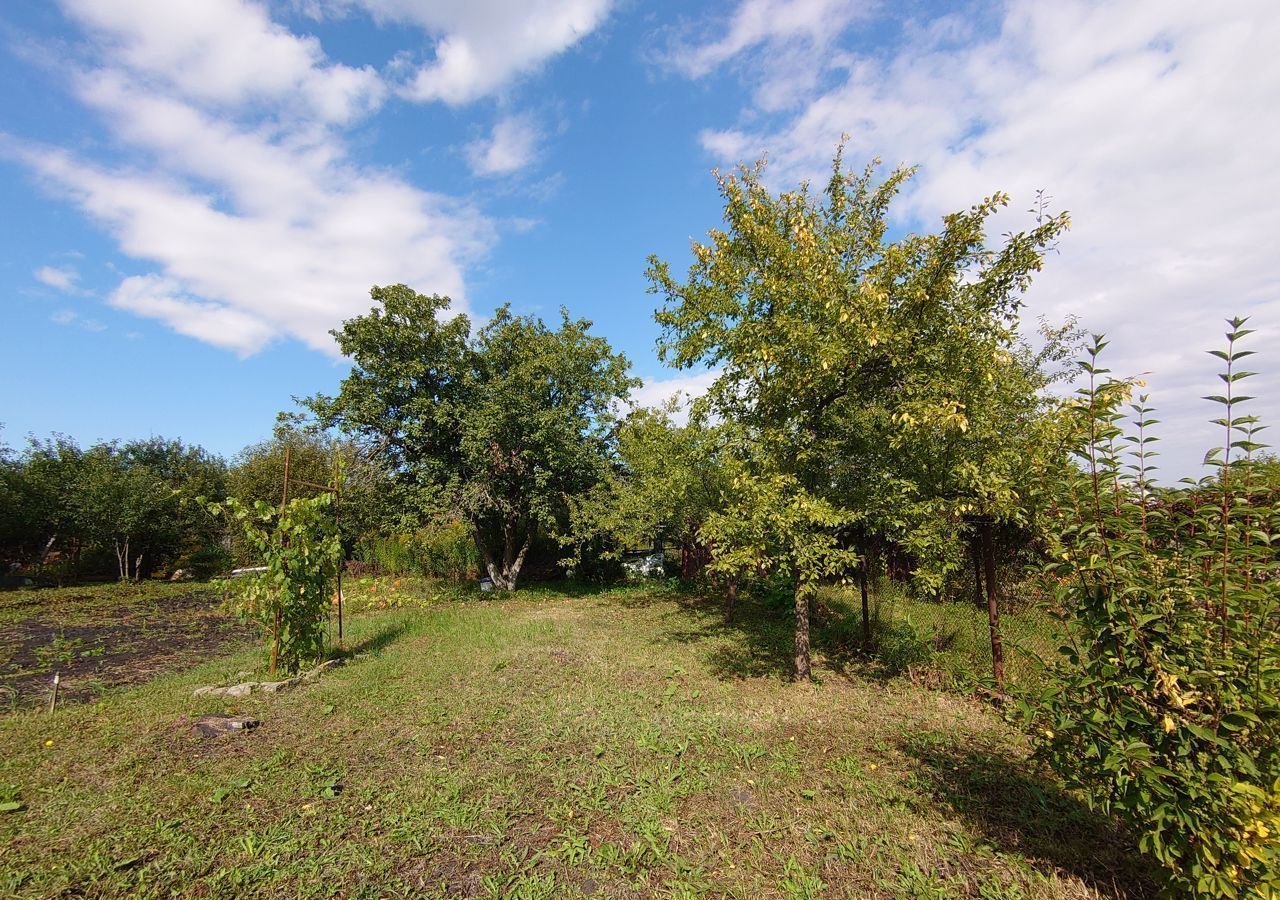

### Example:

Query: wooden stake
xmin=48 ymin=672 xmax=59 ymax=713
xmin=280 ymin=444 xmax=291 ymax=512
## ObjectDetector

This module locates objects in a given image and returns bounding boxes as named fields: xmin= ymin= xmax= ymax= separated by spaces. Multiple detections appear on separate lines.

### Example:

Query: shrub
xmin=181 ymin=544 xmax=231 ymax=579
xmin=208 ymin=494 xmax=340 ymax=675
xmin=1022 ymin=322 xmax=1280 ymax=897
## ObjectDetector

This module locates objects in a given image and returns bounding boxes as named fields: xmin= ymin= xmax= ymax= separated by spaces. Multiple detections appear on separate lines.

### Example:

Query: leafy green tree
xmin=562 ymin=403 xmax=729 ymax=577
xmin=228 ymin=429 xmax=336 ymax=510
xmin=1 ymin=435 xmax=227 ymax=579
xmin=71 ymin=444 xmax=172 ymax=581
xmin=120 ymin=437 xmax=228 ymax=574
xmin=0 ymin=436 xmax=85 ymax=573
xmin=648 ymin=149 xmax=1070 ymax=678
xmin=308 ymin=286 xmax=638 ymax=590
xmin=702 ymin=458 xmax=859 ymax=679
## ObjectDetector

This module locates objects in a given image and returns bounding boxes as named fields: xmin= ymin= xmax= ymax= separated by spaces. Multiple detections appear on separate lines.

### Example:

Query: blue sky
xmin=2 ymin=0 xmax=1278 ymax=478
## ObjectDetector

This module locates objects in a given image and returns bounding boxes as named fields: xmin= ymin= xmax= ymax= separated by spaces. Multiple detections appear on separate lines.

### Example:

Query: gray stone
xmin=192 ymin=681 xmax=256 ymax=698
xmin=192 ymin=658 xmax=344 ymax=697
xmin=191 ymin=714 xmax=260 ymax=738
xmin=302 ymin=658 xmax=344 ymax=681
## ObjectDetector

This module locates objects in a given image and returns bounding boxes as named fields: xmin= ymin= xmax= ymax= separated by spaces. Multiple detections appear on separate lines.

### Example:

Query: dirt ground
xmin=0 ymin=584 xmax=255 ymax=710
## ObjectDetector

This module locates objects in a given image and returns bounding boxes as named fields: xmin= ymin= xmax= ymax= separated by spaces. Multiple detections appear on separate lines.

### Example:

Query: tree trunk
xmin=475 ymin=529 xmax=498 ymax=581
xmin=970 ymin=532 xmax=985 ymax=610
xmin=476 ymin=521 xmax=534 ymax=591
xmin=859 ymin=556 xmax=871 ymax=647
xmin=503 ymin=527 xmax=534 ymax=590
xmin=37 ymin=533 xmax=56 ymax=567
xmin=794 ymin=581 xmax=812 ymax=681
xmin=980 ymin=521 xmax=1005 ymax=686
xmin=725 ymin=578 xmax=739 ymax=623
xmin=270 ymin=608 xmax=281 ymax=674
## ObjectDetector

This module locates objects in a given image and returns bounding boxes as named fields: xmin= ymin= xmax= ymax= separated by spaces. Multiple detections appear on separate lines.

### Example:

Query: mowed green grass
xmin=0 ymin=581 xmax=1154 ymax=898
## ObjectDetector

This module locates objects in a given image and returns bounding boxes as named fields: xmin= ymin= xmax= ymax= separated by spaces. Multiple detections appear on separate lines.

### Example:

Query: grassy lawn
xmin=0 ymin=580 xmax=1154 ymax=898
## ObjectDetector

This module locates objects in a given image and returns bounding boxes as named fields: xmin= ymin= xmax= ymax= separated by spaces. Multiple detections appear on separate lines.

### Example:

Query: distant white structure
xmin=623 ymin=550 xmax=664 ymax=579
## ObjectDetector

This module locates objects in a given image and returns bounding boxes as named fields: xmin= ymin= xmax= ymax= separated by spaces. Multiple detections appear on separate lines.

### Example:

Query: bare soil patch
xmin=0 ymin=586 xmax=254 ymax=708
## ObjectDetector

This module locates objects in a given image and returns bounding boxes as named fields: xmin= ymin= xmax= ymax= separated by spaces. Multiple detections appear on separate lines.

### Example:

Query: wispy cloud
xmin=465 ymin=114 xmax=541 ymax=177
xmin=51 ymin=309 xmax=106 ymax=332
xmin=660 ymin=0 xmax=873 ymax=110
xmin=631 ymin=370 xmax=719 ymax=412
xmin=34 ymin=265 xmax=79 ymax=291
xmin=665 ymin=0 xmax=1280 ymax=477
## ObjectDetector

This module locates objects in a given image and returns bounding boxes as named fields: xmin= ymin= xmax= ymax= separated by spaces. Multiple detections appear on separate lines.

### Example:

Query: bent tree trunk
xmin=475 ymin=522 xmax=534 ymax=591
xmin=794 ymin=581 xmax=813 ymax=681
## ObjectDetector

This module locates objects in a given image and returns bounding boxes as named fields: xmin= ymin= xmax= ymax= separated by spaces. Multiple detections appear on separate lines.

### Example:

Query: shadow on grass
xmin=520 ymin=578 xmax=684 ymax=600
xmin=900 ymin=735 xmax=1161 ymax=898
xmin=632 ymin=580 xmax=930 ymax=682
xmin=336 ymin=621 xmax=411 ymax=659
xmin=627 ymin=585 xmax=807 ymax=680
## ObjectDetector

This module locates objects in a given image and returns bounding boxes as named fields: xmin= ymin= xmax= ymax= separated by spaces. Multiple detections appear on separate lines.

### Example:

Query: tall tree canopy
xmin=308 ymin=285 xmax=638 ymax=590
xmin=648 ymin=150 xmax=1073 ymax=678
xmin=561 ymin=403 xmax=730 ymax=577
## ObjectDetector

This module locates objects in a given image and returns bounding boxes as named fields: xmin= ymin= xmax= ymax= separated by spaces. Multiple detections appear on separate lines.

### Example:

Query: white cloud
xmin=34 ymin=265 xmax=79 ymax=291
xmin=336 ymin=0 xmax=612 ymax=105
xmin=663 ymin=0 xmax=873 ymax=110
xmin=670 ymin=0 xmax=1280 ymax=478
xmin=631 ymin=370 xmax=719 ymax=415
xmin=465 ymin=114 xmax=541 ymax=177
xmin=109 ymin=274 xmax=272 ymax=354
xmin=667 ymin=0 xmax=867 ymax=75
xmin=61 ymin=0 xmax=384 ymax=123
xmin=15 ymin=129 xmax=488 ymax=355
xmin=50 ymin=309 xmax=106 ymax=332
xmin=10 ymin=0 xmax=494 ymax=356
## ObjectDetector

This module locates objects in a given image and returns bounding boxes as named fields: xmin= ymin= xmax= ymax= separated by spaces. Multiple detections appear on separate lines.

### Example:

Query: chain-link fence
xmin=864 ymin=575 xmax=1057 ymax=688
xmin=818 ymin=554 xmax=1059 ymax=690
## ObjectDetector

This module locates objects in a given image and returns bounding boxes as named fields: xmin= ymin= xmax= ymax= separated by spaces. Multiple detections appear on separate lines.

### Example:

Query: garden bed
xmin=0 ymin=582 xmax=254 ymax=709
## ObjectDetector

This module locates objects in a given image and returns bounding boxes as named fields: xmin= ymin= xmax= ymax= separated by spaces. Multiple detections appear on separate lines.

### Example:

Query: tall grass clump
xmin=356 ymin=522 xmax=480 ymax=580
xmin=1024 ymin=320 xmax=1280 ymax=897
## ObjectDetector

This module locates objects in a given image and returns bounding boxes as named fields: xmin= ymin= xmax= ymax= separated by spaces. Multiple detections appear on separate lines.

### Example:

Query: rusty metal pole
xmin=980 ymin=519 xmax=1005 ymax=686
xmin=270 ymin=445 xmax=291 ymax=675
xmin=333 ymin=451 xmax=343 ymax=645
